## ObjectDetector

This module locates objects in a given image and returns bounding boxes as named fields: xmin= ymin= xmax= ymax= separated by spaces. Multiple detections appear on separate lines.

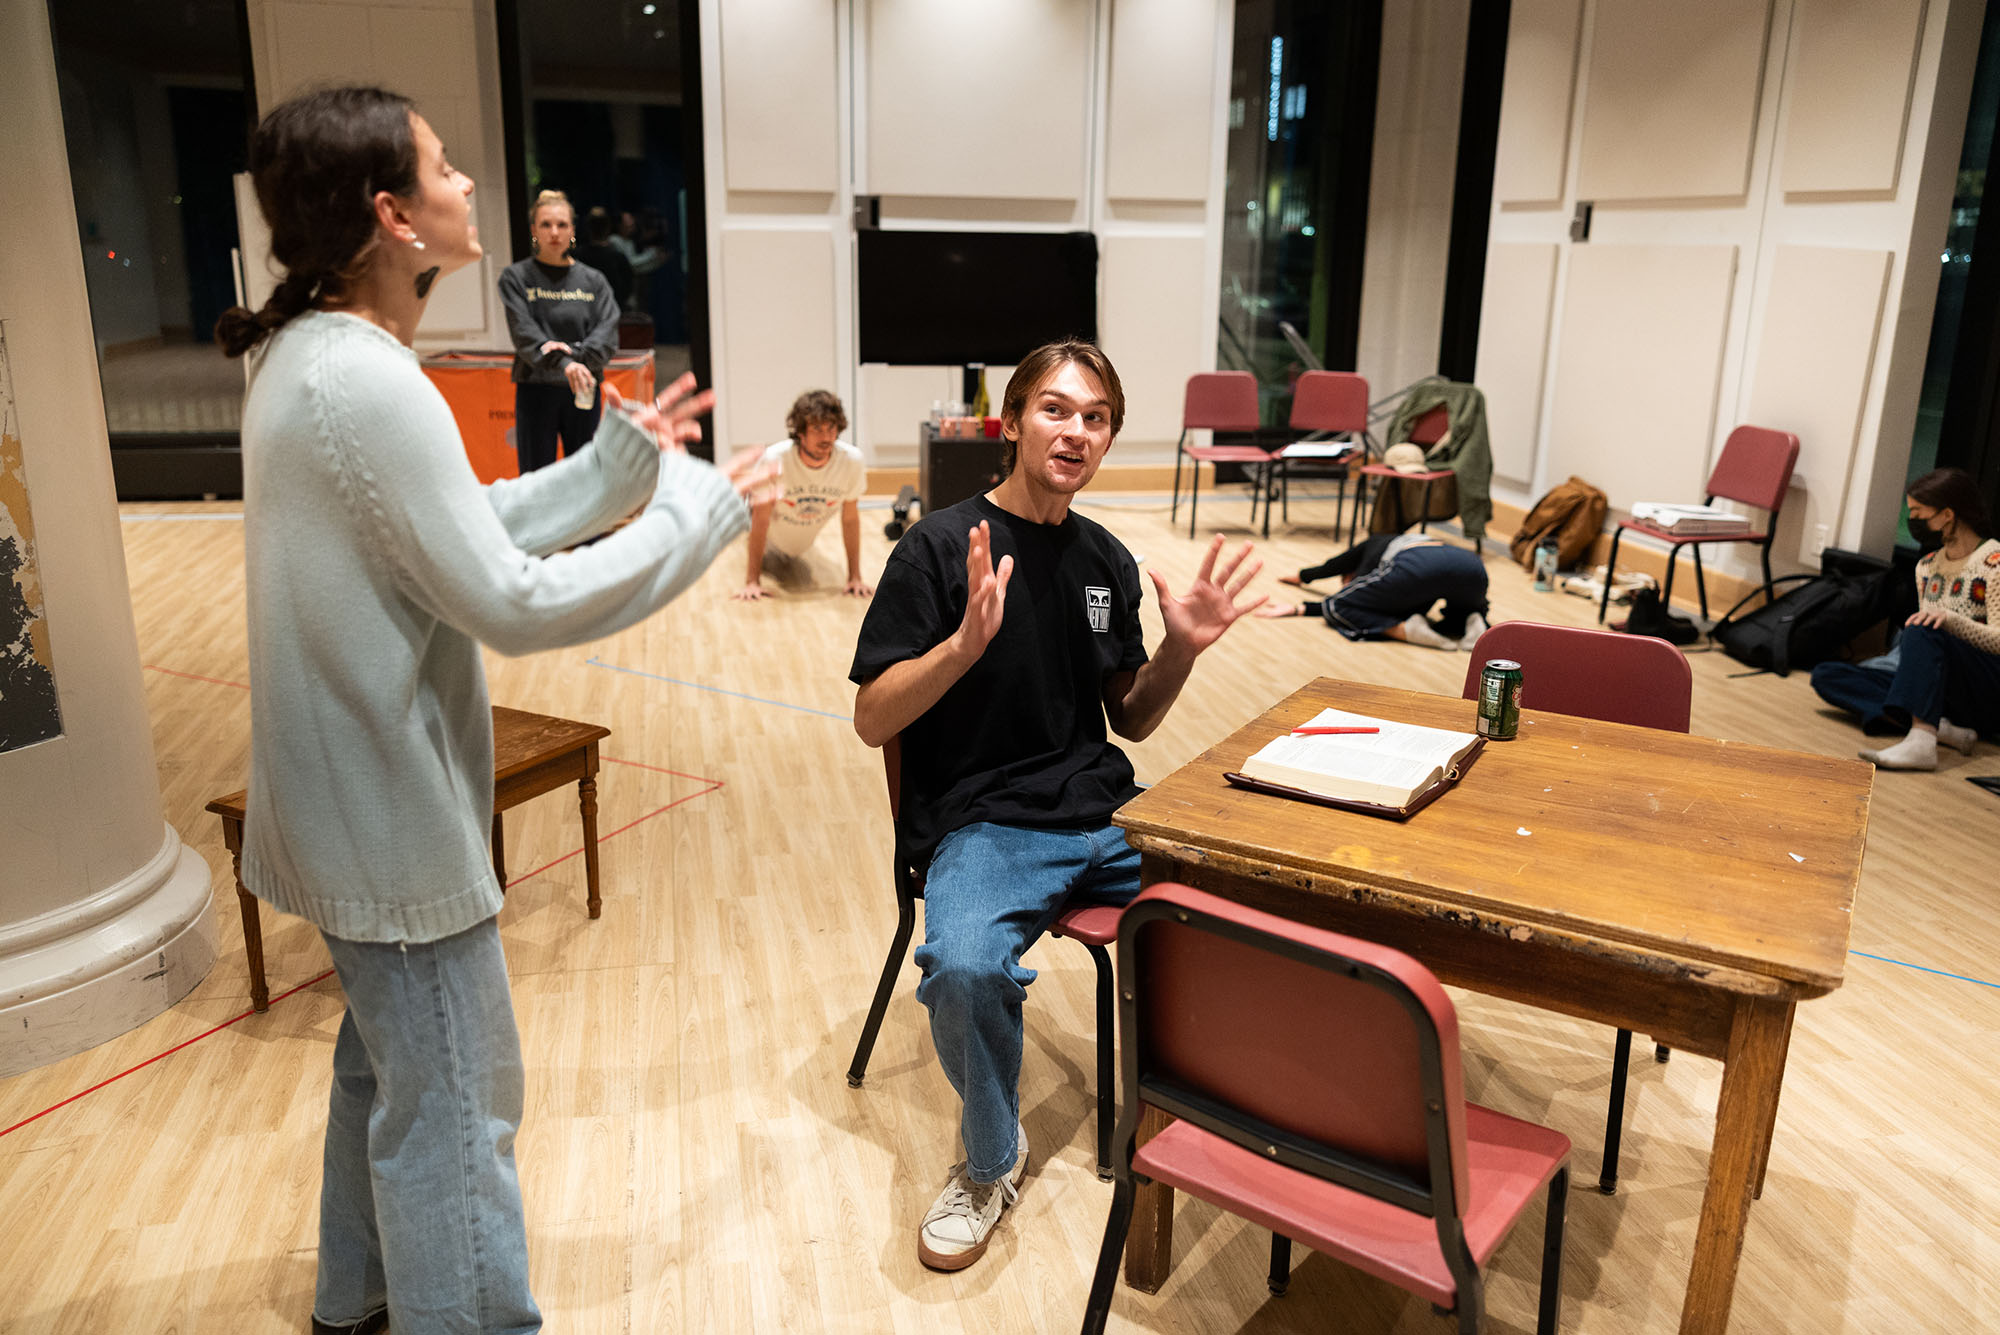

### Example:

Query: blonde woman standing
xmin=499 ymin=188 xmax=621 ymax=473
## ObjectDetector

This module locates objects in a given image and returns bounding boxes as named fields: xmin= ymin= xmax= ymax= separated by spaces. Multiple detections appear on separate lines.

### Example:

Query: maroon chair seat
xmin=1170 ymin=371 xmax=1271 ymax=539
xmin=1463 ymin=620 xmax=1692 ymax=1194
xmin=1597 ymin=424 xmax=1799 ymax=626
xmin=1049 ymin=903 xmax=1121 ymax=949
xmin=1135 ymin=1102 xmax=1569 ymax=1309
xmin=846 ymin=737 xmax=1124 ymax=1180
xmin=1080 ymin=883 xmax=1570 ymax=1335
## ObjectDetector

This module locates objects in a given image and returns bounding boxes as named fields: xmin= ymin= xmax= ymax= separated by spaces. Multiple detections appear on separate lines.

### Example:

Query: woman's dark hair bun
xmin=213 ymin=85 xmax=419 ymax=358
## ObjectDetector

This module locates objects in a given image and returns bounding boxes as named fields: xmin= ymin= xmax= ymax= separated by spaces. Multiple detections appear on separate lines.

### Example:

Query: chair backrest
xmin=1288 ymin=370 xmax=1369 ymax=434
xmin=1705 ymin=425 xmax=1800 ymax=515
xmin=1461 ymin=620 xmax=1692 ymax=733
xmin=1118 ymin=882 xmax=1471 ymax=1218
xmin=1182 ymin=371 xmax=1263 ymax=433
xmin=1409 ymin=403 xmax=1451 ymax=446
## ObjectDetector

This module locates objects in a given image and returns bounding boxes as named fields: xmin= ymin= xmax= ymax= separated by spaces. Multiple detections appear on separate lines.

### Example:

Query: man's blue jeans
xmin=914 ymin=822 xmax=1141 ymax=1185
xmin=316 ymin=918 xmax=541 ymax=1334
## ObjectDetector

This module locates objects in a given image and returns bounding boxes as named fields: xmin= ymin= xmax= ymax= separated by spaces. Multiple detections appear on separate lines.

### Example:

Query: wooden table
xmin=206 ymin=706 xmax=610 ymax=1010
xmin=1114 ymin=679 xmax=1871 ymax=1334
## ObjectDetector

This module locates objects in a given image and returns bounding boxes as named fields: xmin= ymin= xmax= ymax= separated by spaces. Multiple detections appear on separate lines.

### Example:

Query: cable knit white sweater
xmin=240 ymin=311 xmax=746 ymax=942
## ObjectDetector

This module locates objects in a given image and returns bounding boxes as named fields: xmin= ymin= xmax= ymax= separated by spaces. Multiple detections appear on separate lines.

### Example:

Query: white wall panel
xmin=267 ymin=3 xmax=374 ymax=100
xmin=1100 ymin=234 xmax=1208 ymax=446
xmin=1746 ymin=245 xmax=1891 ymax=560
xmin=1782 ymin=0 xmax=1925 ymax=196
xmin=1104 ymin=0 xmax=1216 ymax=203
xmin=719 ymin=228 xmax=838 ymax=450
xmin=721 ymin=0 xmax=839 ymax=194
xmin=368 ymin=7 xmax=476 ymax=102
xmin=865 ymin=0 xmax=1091 ymax=201
xmin=1473 ymin=242 xmax=1558 ymax=485
xmin=1545 ymin=244 xmax=1738 ymax=507
xmin=1576 ymin=1 xmax=1773 ymax=203
xmin=1492 ymin=0 xmax=1583 ymax=207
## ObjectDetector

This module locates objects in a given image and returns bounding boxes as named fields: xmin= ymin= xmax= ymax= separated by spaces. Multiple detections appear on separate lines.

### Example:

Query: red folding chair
xmin=1170 ymin=371 xmax=1270 ymax=540
xmin=1268 ymin=370 xmax=1370 ymax=538
xmin=1597 ymin=424 xmax=1801 ymax=625
xmin=1356 ymin=403 xmax=1456 ymax=544
xmin=1082 ymin=883 xmax=1570 ymax=1335
xmin=846 ymin=737 xmax=1122 ymax=1179
xmin=1463 ymin=620 xmax=1691 ymax=1194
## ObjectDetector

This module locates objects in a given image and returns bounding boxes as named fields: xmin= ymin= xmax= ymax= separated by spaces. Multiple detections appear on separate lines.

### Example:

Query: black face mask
xmin=1909 ymin=513 xmax=1945 ymax=552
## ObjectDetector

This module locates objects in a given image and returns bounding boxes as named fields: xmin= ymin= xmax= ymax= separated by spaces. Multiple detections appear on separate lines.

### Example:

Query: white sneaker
xmin=918 ymin=1122 xmax=1028 ymax=1271
xmin=1458 ymin=612 xmax=1490 ymax=651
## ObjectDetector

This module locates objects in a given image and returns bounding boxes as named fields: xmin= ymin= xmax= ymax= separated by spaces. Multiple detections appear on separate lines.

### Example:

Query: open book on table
xmin=1224 ymin=707 xmax=1483 ymax=818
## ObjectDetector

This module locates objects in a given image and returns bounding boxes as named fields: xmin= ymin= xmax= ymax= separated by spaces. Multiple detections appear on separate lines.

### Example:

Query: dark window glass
xmin=47 ymin=0 xmax=251 ymax=448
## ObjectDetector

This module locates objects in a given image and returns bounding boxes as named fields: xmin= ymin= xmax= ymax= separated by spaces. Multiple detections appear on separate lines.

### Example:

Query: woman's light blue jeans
xmin=914 ymin=822 xmax=1141 ymax=1184
xmin=315 ymin=917 xmax=541 ymax=1334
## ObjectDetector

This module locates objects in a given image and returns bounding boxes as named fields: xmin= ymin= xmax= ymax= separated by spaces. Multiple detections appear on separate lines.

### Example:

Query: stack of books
xmin=1629 ymin=502 xmax=1753 ymax=535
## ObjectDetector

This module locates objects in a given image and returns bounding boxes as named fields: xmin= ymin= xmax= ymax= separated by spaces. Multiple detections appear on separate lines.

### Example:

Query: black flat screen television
xmin=857 ymin=229 xmax=1098 ymax=366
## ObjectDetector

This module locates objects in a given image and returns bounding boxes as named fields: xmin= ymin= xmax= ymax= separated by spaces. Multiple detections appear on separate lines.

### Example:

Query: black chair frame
xmin=1080 ymin=897 xmax=1567 ymax=1335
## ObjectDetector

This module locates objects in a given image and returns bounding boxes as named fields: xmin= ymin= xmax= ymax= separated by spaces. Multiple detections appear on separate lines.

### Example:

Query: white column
xmin=0 ymin=2 xmax=215 ymax=1078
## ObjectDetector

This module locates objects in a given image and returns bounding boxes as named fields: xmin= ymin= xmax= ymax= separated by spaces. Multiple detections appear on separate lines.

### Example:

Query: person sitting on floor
xmin=1811 ymin=467 xmax=1999 ymax=770
xmin=734 ymin=389 xmax=872 ymax=600
xmin=1256 ymin=531 xmax=1489 ymax=650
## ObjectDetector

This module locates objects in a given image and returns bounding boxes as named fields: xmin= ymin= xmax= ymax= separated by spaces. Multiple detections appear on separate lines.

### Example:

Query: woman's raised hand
xmin=607 ymin=372 xmax=716 ymax=453
xmin=721 ymin=446 xmax=782 ymax=505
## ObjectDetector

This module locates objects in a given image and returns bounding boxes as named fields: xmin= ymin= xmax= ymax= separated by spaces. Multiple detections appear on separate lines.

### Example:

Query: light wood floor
xmin=2 ymin=491 xmax=1995 ymax=1333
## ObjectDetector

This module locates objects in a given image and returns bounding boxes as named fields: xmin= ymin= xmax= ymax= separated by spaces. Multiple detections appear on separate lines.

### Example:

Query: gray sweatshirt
xmin=240 ymin=310 xmax=746 ymax=942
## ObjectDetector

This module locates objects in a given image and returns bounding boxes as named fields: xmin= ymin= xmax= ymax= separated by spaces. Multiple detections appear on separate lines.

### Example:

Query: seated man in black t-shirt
xmin=849 ymin=340 xmax=1264 ymax=1271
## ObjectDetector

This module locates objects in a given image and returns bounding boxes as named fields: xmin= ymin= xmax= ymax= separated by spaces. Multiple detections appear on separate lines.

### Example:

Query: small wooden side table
xmin=206 ymin=705 xmax=612 ymax=1011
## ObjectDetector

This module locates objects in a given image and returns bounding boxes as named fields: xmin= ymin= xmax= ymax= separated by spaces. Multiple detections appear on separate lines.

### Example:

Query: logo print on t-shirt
xmin=1085 ymin=586 xmax=1111 ymax=633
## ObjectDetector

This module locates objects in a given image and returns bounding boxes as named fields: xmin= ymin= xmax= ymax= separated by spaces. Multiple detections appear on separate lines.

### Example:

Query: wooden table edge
xmin=1114 ymin=827 xmax=1847 ymax=1001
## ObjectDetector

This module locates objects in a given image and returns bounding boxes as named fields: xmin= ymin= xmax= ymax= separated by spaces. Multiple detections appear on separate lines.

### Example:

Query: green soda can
xmin=1477 ymin=659 xmax=1523 ymax=740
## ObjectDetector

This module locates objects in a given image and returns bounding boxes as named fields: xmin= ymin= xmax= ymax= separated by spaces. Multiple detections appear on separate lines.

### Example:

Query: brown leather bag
xmin=1509 ymin=477 xmax=1608 ymax=572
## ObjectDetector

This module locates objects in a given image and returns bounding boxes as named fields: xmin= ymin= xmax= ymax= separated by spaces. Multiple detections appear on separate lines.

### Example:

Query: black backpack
xmin=1711 ymin=548 xmax=1908 ymax=676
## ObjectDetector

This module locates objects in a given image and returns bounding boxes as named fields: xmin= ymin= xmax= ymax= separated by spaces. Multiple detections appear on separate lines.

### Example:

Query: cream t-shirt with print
xmin=760 ymin=438 xmax=866 ymax=557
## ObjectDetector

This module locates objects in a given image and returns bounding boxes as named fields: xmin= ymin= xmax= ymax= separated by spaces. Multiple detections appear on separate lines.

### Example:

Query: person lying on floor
xmin=1810 ymin=466 xmax=1998 ymax=770
xmin=1258 ymin=531 xmax=1488 ymax=650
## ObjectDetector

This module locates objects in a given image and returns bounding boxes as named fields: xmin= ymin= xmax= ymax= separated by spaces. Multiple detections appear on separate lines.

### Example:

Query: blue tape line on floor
xmin=585 ymin=656 xmax=854 ymax=720
xmin=1850 ymin=949 xmax=1999 ymax=990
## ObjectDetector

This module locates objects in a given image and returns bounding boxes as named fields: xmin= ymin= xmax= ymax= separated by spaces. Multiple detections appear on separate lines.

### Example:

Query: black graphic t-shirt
xmin=850 ymin=494 xmax=1148 ymax=864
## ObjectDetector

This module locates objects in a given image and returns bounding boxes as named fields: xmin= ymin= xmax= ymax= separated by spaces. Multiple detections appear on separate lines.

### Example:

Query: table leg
xmin=1123 ymin=1103 xmax=1174 ymax=1292
xmin=579 ymin=774 xmax=602 ymax=918
xmin=1678 ymin=995 xmax=1791 ymax=1335
xmin=1750 ymin=1002 xmax=1796 ymax=1199
xmin=229 ymin=833 xmax=269 ymax=1013
xmin=491 ymin=811 xmax=507 ymax=890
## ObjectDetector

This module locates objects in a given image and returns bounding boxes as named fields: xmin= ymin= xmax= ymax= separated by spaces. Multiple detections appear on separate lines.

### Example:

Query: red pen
xmin=1289 ymin=726 xmax=1380 ymax=736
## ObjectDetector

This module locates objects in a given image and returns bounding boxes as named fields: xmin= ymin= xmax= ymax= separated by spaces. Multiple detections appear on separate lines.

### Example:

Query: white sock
xmin=1398 ymin=615 xmax=1458 ymax=650
xmin=1860 ymin=729 xmax=1938 ymax=771
xmin=1457 ymin=612 xmax=1490 ymax=651
xmin=1938 ymin=718 xmax=1978 ymax=755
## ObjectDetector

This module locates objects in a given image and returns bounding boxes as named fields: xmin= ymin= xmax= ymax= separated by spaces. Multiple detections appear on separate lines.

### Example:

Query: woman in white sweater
xmin=215 ymin=87 xmax=767 ymax=1335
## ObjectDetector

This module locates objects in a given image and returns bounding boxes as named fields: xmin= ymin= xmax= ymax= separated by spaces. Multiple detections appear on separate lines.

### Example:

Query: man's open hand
xmin=1150 ymin=534 xmax=1265 ymax=655
xmin=954 ymin=521 xmax=1013 ymax=656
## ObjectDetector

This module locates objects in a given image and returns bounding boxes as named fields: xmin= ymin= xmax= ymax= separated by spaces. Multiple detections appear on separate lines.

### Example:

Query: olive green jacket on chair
xmin=1369 ymin=378 xmax=1494 ymax=544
